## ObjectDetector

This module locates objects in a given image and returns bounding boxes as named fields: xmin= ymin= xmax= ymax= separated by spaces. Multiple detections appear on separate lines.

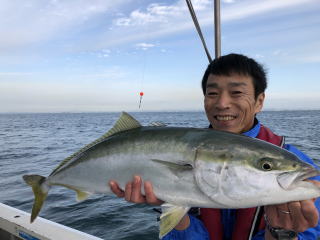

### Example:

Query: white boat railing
xmin=0 ymin=203 xmax=103 ymax=240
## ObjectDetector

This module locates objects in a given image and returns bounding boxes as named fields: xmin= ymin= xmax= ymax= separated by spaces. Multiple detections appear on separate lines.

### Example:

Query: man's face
xmin=204 ymin=73 xmax=265 ymax=134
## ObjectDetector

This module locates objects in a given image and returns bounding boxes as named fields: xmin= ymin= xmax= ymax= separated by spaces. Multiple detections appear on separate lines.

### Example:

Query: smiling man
xmin=204 ymin=74 xmax=264 ymax=134
xmin=110 ymin=53 xmax=320 ymax=239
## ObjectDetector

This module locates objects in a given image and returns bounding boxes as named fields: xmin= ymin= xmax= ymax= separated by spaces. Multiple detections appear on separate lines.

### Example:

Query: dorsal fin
xmin=50 ymin=112 xmax=141 ymax=176
xmin=103 ymin=111 xmax=141 ymax=139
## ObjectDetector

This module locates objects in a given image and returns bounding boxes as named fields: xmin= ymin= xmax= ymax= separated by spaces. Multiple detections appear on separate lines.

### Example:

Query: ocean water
xmin=0 ymin=111 xmax=319 ymax=239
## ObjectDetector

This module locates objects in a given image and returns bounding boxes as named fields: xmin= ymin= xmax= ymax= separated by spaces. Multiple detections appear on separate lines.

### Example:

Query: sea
xmin=1 ymin=111 xmax=319 ymax=240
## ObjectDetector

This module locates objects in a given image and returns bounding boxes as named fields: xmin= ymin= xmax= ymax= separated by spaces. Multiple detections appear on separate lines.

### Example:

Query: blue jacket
xmin=163 ymin=121 xmax=320 ymax=240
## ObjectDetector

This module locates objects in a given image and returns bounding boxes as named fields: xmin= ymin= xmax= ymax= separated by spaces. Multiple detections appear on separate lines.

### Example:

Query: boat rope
xmin=185 ymin=0 xmax=212 ymax=63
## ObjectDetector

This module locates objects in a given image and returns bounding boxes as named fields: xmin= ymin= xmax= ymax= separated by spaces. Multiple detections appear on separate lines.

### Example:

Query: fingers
xmin=287 ymin=200 xmax=318 ymax=232
xmin=265 ymin=199 xmax=319 ymax=233
xmin=299 ymin=200 xmax=318 ymax=228
xmin=287 ymin=201 xmax=306 ymax=232
xmin=276 ymin=203 xmax=291 ymax=218
xmin=124 ymin=181 xmax=133 ymax=201
xmin=109 ymin=176 xmax=163 ymax=205
xmin=145 ymin=181 xmax=164 ymax=205
xmin=265 ymin=205 xmax=289 ymax=228
xmin=109 ymin=180 xmax=125 ymax=197
xmin=117 ymin=176 xmax=145 ymax=203
xmin=307 ymin=179 xmax=320 ymax=188
xmin=129 ymin=176 xmax=146 ymax=203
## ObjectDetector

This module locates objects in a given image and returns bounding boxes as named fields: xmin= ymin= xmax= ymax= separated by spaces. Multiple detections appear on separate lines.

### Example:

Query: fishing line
xmin=137 ymin=26 xmax=150 ymax=110
xmin=139 ymin=46 xmax=147 ymax=109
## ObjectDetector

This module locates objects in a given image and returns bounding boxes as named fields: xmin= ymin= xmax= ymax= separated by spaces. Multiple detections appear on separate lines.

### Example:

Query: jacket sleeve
xmin=162 ymin=214 xmax=209 ymax=240
xmin=251 ymin=144 xmax=320 ymax=239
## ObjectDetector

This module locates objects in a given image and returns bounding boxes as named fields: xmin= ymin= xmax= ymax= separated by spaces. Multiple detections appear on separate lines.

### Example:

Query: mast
xmin=214 ymin=0 xmax=221 ymax=59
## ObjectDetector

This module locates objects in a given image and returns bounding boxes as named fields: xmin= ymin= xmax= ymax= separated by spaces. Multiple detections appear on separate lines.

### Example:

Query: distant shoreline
xmin=1 ymin=109 xmax=320 ymax=114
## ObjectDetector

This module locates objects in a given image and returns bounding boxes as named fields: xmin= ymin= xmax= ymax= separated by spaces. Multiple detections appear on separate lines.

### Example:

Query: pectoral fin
xmin=151 ymin=159 xmax=193 ymax=170
xmin=159 ymin=203 xmax=190 ymax=239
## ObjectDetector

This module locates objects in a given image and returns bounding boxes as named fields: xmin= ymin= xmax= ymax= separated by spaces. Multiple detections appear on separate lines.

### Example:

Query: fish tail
xmin=23 ymin=174 xmax=49 ymax=223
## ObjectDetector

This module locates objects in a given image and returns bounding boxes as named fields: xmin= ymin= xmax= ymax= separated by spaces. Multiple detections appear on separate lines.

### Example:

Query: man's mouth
xmin=214 ymin=115 xmax=236 ymax=121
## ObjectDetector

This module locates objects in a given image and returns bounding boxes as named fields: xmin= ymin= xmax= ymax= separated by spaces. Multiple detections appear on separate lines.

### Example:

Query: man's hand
xmin=109 ymin=176 xmax=191 ymax=231
xmin=109 ymin=175 xmax=163 ymax=205
xmin=264 ymin=180 xmax=320 ymax=239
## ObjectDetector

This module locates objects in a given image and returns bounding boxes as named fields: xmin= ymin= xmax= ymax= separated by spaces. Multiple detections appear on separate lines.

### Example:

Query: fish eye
xmin=261 ymin=161 xmax=273 ymax=171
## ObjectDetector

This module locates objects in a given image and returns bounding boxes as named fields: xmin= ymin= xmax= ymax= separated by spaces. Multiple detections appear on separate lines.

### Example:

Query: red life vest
xmin=199 ymin=124 xmax=284 ymax=240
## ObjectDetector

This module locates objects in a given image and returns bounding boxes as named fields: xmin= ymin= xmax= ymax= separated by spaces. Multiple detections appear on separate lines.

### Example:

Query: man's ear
xmin=255 ymin=92 xmax=265 ymax=113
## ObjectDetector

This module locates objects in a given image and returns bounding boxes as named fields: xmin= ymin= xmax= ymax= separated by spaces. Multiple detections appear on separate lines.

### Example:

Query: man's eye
xmin=207 ymin=92 xmax=218 ymax=96
xmin=232 ymin=91 xmax=242 ymax=95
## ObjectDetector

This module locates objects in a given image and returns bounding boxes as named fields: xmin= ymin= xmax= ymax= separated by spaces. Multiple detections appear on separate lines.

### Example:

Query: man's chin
xmin=212 ymin=121 xmax=238 ymax=133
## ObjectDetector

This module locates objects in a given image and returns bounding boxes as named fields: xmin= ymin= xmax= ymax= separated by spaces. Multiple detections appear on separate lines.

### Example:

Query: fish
xmin=23 ymin=112 xmax=320 ymax=238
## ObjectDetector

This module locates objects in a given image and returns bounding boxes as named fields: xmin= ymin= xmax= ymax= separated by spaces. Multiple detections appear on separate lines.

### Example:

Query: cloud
xmin=114 ymin=0 xmax=211 ymax=27
xmin=254 ymin=54 xmax=264 ymax=59
xmin=270 ymin=41 xmax=320 ymax=64
xmin=114 ymin=7 xmax=170 ymax=26
xmin=219 ymin=0 xmax=316 ymax=22
xmin=1 ymin=0 xmax=317 ymax=53
xmin=113 ymin=0 xmax=316 ymax=29
xmin=135 ymin=43 xmax=155 ymax=50
xmin=100 ymin=0 xmax=317 ymax=49
xmin=78 ymin=66 xmax=127 ymax=81
xmin=0 ymin=72 xmax=33 ymax=77
xmin=97 ymin=49 xmax=111 ymax=58
xmin=222 ymin=0 xmax=235 ymax=3
xmin=0 ymin=0 xmax=130 ymax=52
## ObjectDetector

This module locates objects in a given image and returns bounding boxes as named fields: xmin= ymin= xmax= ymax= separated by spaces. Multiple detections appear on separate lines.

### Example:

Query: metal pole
xmin=214 ymin=0 xmax=221 ymax=59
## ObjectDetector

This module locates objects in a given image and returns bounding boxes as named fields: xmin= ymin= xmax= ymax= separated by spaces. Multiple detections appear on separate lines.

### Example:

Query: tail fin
xmin=23 ymin=175 xmax=49 ymax=223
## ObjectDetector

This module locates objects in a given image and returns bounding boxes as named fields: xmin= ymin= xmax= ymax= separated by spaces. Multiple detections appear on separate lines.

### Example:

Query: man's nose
xmin=215 ymin=92 xmax=231 ymax=109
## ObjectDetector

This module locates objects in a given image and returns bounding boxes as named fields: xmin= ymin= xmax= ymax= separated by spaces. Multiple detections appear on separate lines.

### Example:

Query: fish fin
xmin=53 ymin=183 xmax=92 ymax=202
xmin=102 ymin=112 xmax=142 ymax=138
xmin=149 ymin=121 xmax=167 ymax=127
xmin=23 ymin=175 xmax=49 ymax=223
xmin=159 ymin=203 xmax=190 ymax=238
xmin=151 ymin=159 xmax=193 ymax=170
xmin=75 ymin=189 xmax=91 ymax=201
xmin=51 ymin=112 xmax=142 ymax=175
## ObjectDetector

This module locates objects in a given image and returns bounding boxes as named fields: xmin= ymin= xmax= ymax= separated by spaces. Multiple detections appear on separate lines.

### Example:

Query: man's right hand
xmin=109 ymin=176 xmax=190 ymax=231
xmin=109 ymin=175 xmax=164 ymax=205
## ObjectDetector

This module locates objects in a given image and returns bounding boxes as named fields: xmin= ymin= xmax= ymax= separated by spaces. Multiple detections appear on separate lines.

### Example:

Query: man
xmin=110 ymin=53 xmax=320 ymax=239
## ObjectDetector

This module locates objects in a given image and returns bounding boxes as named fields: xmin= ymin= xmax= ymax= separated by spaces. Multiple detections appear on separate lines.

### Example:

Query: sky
xmin=0 ymin=0 xmax=319 ymax=113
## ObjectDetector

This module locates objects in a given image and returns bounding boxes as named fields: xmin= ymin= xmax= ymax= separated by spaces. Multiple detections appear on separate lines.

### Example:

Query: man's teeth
xmin=216 ymin=116 xmax=236 ymax=121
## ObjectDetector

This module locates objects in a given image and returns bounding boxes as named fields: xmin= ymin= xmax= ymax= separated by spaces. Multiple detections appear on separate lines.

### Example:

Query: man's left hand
xmin=264 ymin=180 xmax=320 ymax=238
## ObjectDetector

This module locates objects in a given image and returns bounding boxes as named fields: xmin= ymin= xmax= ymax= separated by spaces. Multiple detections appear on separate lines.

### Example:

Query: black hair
xmin=201 ymin=53 xmax=267 ymax=99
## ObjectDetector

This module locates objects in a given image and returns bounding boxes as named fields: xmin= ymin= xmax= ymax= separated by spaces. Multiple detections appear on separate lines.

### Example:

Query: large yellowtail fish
xmin=23 ymin=112 xmax=320 ymax=238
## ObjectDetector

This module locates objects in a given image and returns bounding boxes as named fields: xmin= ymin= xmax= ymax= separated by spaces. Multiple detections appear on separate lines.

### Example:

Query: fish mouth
xmin=277 ymin=167 xmax=320 ymax=190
